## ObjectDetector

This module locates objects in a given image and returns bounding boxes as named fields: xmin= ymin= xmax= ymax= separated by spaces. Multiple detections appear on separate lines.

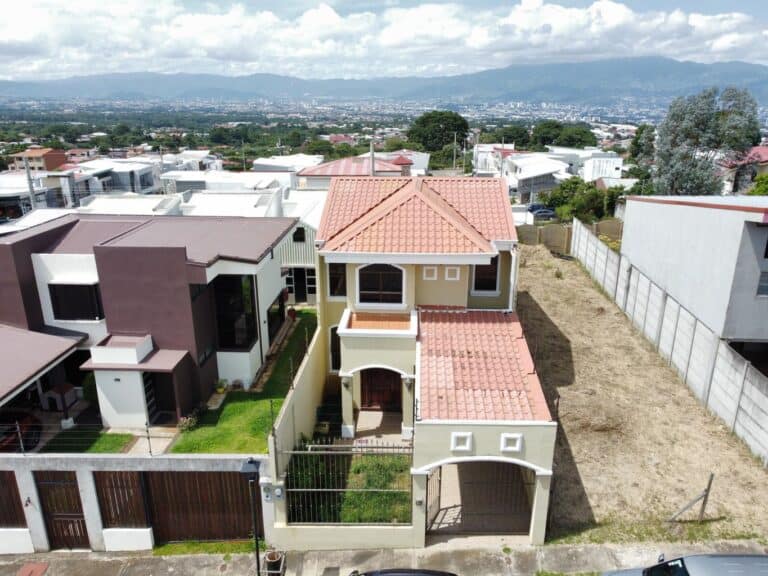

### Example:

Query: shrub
xmin=178 ymin=414 xmax=198 ymax=432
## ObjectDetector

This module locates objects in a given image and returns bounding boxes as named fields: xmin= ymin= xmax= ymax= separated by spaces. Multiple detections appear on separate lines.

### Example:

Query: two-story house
xmin=0 ymin=214 xmax=296 ymax=430
xmin=308 ymin=177 xmax=556 ymax=545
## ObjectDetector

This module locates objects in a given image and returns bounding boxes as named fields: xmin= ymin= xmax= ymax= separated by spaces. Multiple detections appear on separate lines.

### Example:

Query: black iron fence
xmin=283 ymin=438 xmax=412 ymax=524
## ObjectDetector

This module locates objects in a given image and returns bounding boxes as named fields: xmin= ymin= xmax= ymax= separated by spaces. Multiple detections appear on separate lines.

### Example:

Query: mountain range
xmin=1 ymin=57 xmax=767 ymax=105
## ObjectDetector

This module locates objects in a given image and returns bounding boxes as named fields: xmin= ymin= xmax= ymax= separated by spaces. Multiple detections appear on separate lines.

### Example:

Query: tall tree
xmin=628 ymin=124 xmax=655 ymax=167
xmin=553 ymin=125 xmax=597 ymax=148
xmin=654 ymin=87 xmax=760 ymax=196
xmin=407 ymin=110 xmax=468 ymax=152
xmin=531 ymin=120 xmax=563 ymax=148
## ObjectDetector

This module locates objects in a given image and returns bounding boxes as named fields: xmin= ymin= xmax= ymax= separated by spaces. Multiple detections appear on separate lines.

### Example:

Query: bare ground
xmin=516 ymin=244 xmax=768 ymax=543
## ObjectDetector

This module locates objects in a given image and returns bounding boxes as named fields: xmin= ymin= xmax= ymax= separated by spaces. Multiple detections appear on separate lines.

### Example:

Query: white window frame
xmin=422 ymin=266 xmax=437 ymax=281
xmin=450 ymin=431 xmax=473 ymax=452
xmin=326 ymin=262 xmax=347 ymax=302
xmin=470 ymin=255 xmax=501 ymax=297
xmin=355 ymin=263 xmax=407 ymax=310
xmin=444 ymin=266 xmax=460 ymax=281
xmin=500 ymin=433 xmax=523 ymax=453
xmin=758 ymin=271 xmax=768 ymax=297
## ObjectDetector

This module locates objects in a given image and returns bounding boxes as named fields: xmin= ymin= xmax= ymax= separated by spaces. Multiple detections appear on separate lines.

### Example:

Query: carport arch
xmin=413 ymin=456 xmax=552 ymax=545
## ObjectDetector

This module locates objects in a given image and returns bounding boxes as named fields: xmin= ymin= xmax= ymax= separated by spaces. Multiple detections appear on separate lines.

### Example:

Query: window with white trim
xmin=358 ymin=264 xmax=403 ymax=304
xmin=758 ymin=271 xmax=768 ymax=296
xmin=445 ymin=266 xmax=460 ymax=281
xmin=423 ymin=266 xmax=437 ymax=281
xmin=472 ymin=255 xmax=499 ymax=293
xmin=500 ymin=433 xmax=523 ymax=453
xmin=450 ymin=432 xmax=473 ymax=452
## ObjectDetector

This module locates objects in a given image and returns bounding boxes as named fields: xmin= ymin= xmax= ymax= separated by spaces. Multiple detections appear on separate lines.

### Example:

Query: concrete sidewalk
xmin=0 ymin=539 xmax=765 ymax=576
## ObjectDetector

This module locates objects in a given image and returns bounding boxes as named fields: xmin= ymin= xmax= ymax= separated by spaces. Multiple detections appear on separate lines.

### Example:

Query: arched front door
xmin=360 ymin=368 xmax=401 ymax=412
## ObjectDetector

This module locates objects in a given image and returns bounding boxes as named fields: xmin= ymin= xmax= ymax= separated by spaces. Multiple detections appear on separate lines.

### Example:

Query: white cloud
xmin=0 ymin=0 xmax=766 ymax=81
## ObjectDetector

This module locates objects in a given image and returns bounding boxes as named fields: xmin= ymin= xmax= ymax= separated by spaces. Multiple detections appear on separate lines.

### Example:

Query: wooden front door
xmin=361 ymin=369 xmax=401 ymax=411
xmin=34 ymin=471 xmax=89 ymax=549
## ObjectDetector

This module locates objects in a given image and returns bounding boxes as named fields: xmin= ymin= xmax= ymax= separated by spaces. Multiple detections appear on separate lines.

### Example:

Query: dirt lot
xmin=516 ymin=244 xmax=768 ymax=543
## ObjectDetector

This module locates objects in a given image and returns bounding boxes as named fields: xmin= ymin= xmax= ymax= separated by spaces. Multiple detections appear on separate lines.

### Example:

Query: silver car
xmin=604 ymin=553 xmax=768 ymax=575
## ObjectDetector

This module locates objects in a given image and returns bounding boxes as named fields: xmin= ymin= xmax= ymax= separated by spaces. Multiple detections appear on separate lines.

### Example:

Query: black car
xmin=532 ymin=208 xmax=556 ymax=220
xmin=603 ymin=553 xmax=768 ymax=575
xmin=350 ymin=570 xmax=458 ymax=576
xmin=0 ymin=410 xmax=43 ymax=452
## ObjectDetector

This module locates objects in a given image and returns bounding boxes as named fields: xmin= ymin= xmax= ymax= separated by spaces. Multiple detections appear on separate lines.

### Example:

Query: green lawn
xmin=153 ymin=539 xmax=262 ymax=556
xmin=339 ymin=454 xmax=412 ymax=523
xmin=171 ymin=309 xmax=318 ymax=454
xmin=40 ymin=428 xmax=134 ymax=453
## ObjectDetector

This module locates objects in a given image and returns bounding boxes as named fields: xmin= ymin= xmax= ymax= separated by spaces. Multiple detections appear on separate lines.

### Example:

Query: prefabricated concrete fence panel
xmin=631 ymin=272 xmax=651 ymax=331
xmin=604 ymin=249 xmax=621 ymax=300
xmin=685 ymin=321 xmax=718 ymax=401
xmin=616 ymin=255 xmax=632 ymax=311
xmin=657 ymin=297 xmax=680 ymax=361
xmin=593 ymin=243 xmax=608 ymax=289
xmin=642 ymin=283 xmax=665 ymax=343
xmin=670 ymin=307 xmax=696 ymax=378
xmin=707 ymin=342 xmax=742 ymax=426
xmin=734 ymin=367 xmax=768 ymax=464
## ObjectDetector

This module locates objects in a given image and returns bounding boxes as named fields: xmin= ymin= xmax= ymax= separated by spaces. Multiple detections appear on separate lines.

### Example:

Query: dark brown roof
xmin=102 ymin=217 xmax=297 ymax=266
xmin=0 ymin=324 xmax=79 ymax=404
xmin=1 ymin=214 xmax=297 ymax=267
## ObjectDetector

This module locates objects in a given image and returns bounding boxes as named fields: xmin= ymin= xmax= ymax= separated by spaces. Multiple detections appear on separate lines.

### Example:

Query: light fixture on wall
xmin=404 ymin=378 xmax=413 ymax=391
xmin=342 ymin=379 xmax=350 ymax=390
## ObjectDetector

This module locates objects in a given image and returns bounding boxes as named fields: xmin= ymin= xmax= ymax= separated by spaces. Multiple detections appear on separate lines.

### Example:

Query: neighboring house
xmin=545 ymin=146 xmax=623 ymax=181
xmin=290 ymin=176 xmax=556 ymax=546
xmin=162 ymin=169 xmax=289 ymax=192
xmin=472 ymin=143 xmax=515 ymax=177
xmin=357 ymin=149 xmax=431 ymax=176
xmin=595 ymin=177 xmax=638 ymax=191
xmin=297 ymin=156 xmax=404 ymax=190
xmin=0 ymin=214 xmax=296 ymax=429
xmin=77 ymin=159 xmax=161 ymax=194
xmin=0 ymin=173 xmax=49 ymax=221
xmin=251 ymin=154 xmax=324 ymax=177
xmin=503 ymin=154 xmax=570 ymax=204
xmin=65 ymin=148 xmax=98 ymax=163
xmin=11 ymin=148 xmax=67 ymax=172
xmin=328 ymin=134 xmax=356 ymax=146
xmin=622 ymin=196 xmax=768 ymax=344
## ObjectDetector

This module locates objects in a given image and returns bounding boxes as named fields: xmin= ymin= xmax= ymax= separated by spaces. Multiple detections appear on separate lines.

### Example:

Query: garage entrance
xmin=426 ymin=461 xmax=532 ymax=535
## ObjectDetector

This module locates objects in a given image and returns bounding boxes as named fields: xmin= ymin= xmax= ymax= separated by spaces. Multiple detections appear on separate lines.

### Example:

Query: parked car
xmin=350 ymin=571 xmax=458 ymax=576
xmin=0 ymin=410 xmax=43 ymax=452
xmin=603 ymin=553 xmax=768 ymax=575
xmin=532 ymin=208 xmax=556 ymax=221
xmin=527 ymin=203 xmax=547 ymax=213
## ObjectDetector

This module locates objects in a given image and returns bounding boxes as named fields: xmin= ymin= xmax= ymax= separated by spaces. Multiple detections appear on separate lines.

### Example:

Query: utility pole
xmin=452 ymin=131 xmax=457 ymax=171
xmin=241 ymin=139 xmax=246 ymax=171
xmin=23 ymin=157 xmax=36 ymax=212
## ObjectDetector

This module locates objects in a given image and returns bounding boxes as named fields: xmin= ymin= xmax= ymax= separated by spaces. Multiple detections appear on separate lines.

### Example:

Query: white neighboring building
xmin=502 ymin=154 xmax=571 ymax=204
xmin=0 ymin=172 xmax=49 ymax=220
xmin=472 ymin=143 xmax=515 ymax=177
xmin=162 ymin=170 xmax=291 ymax=192
xmin=76 ymin=193 xmax=183 ymax=216
xmin=545 ymin=146 xmax=623 ymax=182
xmin=622 ymin=196 xmax=768 ymax=341
xmin=356 ymin=149 xmax=430 ymax=176
xmin=252 ymin=153 xmax=324 ymax=175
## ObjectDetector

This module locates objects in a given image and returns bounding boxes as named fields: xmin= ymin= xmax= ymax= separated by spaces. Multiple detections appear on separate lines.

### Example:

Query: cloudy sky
xmin=1 ymin=0 xmax=766 ymax=81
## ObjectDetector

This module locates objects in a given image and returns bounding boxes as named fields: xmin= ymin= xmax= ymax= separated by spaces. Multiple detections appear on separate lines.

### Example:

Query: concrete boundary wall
xmin=0 ymin=453 xmax=268 ymax=554
xmin=571 ymin=219 xmax=768 ymax=465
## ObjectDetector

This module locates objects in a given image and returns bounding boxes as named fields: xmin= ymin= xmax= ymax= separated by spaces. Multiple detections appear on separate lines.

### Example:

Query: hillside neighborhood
xmin=1 ymin=2 xmax=768 ymax=576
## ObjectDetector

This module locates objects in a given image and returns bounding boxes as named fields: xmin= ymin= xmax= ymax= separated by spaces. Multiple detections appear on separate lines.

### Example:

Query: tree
xmin=747 ymin=173 xmax=768 ymax=196
xmin=538 ymin=177 xmax=616 ymax=222
xmin=496 ymin=124 xmax=530 ymax=148
xmin=284 ymin=130 xmax=304 ymax=148
xmin=305 ymin=139 xmax=333 ymax=157
xmin=531 ymin=120 xmax=563 ymax=148
xmin=654 ymin=87 xmax=760 ymax=196
xmin=554 ymin=125 xmax=597 ymax=148
xmin=629 ymin=124 xmax=655 ymax=167
xmin=407 ymin=111 xmax=468 ymax=152
xmin=384 ymin=137 xmax=413 ymax=152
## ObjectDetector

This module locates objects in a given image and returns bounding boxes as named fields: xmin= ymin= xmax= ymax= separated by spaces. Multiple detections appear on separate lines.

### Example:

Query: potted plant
xmin=215 ymin=379 xmax=229 ymax=394
xmin=264 ymin=548 xmax=284 ymax=573
xmin=287 ymin=306 xmax=297 ymax=321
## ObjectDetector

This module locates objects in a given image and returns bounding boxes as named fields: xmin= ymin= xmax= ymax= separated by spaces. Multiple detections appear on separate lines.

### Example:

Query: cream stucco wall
xmin=340 ymin=334 xmax=416 ymax=377
xmin=467 ymin=250 xmax=513 ymax=309
xmin=412 ymin=421 xmax=556 ymax=473
xmin=415 ymin=265 xmax=469 ymax=307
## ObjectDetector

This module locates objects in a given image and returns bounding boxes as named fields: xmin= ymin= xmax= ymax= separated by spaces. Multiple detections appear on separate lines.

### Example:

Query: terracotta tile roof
xmin=12 ymin=147 xmax=54 ymax=158
xmin=419 ymin=309 xmax=552 ymax=422
xmin=298 ymin=156 xmax=402 ymax=177
xmin=317 ymin=177 xmax=515 ymax=254
xmin=390 ymin=154 xmax=413 ymax=165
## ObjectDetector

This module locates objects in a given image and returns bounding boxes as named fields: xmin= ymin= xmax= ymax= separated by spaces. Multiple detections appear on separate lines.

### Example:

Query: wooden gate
xmin=34 ymin=471 xmax=89 ymax=549
xmin=426 ymin=466 xmax=441 ymax=530
xmin=144 ymin=471 xmax=259 ymax=543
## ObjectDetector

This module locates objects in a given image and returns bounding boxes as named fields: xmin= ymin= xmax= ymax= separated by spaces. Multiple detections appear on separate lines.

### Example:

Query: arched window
xmin=358 ymin=264 xmax=403 ymax=304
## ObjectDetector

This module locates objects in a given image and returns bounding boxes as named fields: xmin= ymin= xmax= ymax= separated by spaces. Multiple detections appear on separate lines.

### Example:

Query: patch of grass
xmin=40 ymin=429 xmax=134 ymax=453
xmin=171 ymin=309 xmax=317 ymax=454
xmin=548 ymin=517 xmax=761 ymax=546
xmin=153 ymin=539 xmax=260 ymax=556
xmin=339 ymin=454 xmax=412 ymax=524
